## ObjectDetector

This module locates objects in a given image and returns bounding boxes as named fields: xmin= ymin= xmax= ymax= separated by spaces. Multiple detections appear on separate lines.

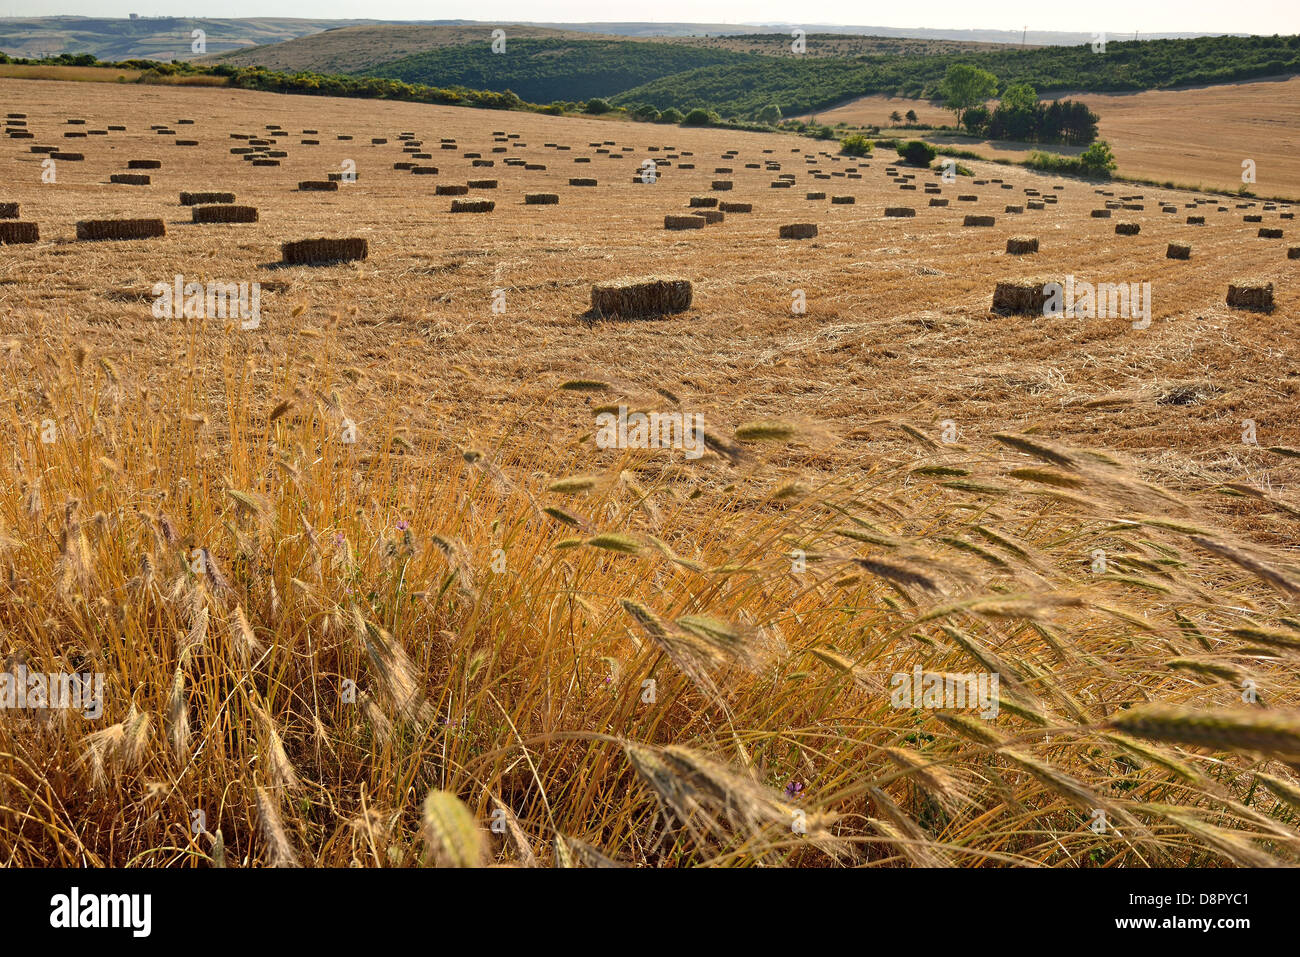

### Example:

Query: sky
xmin=6 ymin=1 xmax=1299 ymax=35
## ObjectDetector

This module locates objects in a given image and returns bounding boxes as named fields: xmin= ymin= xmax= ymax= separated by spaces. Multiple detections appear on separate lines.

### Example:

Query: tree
xmin=905 ymin=109 xmax=918 ymax=123
xmin=756 ymin=103 xmax=782 ymax=125
xmin=940 ymin=64 xmax=998 ymax=127
xmin=583 ymin=98 xmax=612 ymax=114
xmin=658 ymin=107 xmax=684 ymax=124
xmin=890 ymin=110 xmax=902 ymax=123
xmin=999 ymin=82 xmax=1037 ymax=113
xmin=962 ymin=104 xmax=990 ymax=135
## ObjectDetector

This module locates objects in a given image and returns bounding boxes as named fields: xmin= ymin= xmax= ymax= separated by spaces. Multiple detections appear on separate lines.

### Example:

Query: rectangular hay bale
xmin=192 ymin=205 xmax=258 ymax=223
xmin=1226 ymin=281 xmax=1273 ymax=312
xmin=180 ymin=191 xmax=234 ymax=205
xmin=0 ymin=222 xmax=38 ymax=244
xmin=76 ymin=218 xmax=165 ymax=241
xmin=590 ymin=277 xmax=692 ymax=318
xmin=664 ymin=215 xmax=706 ymax=230
xmin=992 ymin=277 xmax=1056 ymax=315
xmin=281 ymin=237 xmax=368 ymax=265
xmin=779 ymin=223 xmax=818 ymax=239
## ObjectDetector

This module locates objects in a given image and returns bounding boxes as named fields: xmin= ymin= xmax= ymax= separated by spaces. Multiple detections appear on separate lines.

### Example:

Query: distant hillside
xmin=210 ymin=25 xmax=605 ymax=73
xmin=0 ymin=16 xmax=413 ymax=61
xmin=614 ymin=34 xmax=1300 ymax=116
xmin=0 ymin=16 xmax=1251 ymax=64
xmin=356 ymin=38 xmax=758 ymax=104
xmin=212 ymin=24 xmax=1015 ymax=74
xmin=479 ymin=22 xmax=1241 ymax=45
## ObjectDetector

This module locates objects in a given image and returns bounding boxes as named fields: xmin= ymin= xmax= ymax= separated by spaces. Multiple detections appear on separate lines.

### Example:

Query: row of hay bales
xmin=0 ymin=184 xmax=364 ymax=262
xmin=992 ymin=277 xmax=1277 ymax=314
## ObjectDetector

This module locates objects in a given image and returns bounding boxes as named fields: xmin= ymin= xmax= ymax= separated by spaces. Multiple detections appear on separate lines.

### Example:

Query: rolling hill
xmin=355 ymin=38 xmax=758 ymax=105
xmin=207 ymin=28 xmax=1300 ymax=118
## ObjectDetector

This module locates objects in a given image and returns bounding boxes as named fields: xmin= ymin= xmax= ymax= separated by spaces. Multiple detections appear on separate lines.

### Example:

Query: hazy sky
xmin=6 ymin=1 xmax=1299 ymax=34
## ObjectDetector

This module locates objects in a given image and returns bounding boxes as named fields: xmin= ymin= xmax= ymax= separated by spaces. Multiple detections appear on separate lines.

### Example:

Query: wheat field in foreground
xmin=1 ymin=78 xmax=1299 ymax=867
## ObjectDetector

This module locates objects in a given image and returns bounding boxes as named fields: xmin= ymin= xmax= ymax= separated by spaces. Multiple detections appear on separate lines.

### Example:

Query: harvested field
xmin=805 ymin=77 xmax=1300 ymax=196
xmin=2 ymin=76 xmax=1300 ymax=872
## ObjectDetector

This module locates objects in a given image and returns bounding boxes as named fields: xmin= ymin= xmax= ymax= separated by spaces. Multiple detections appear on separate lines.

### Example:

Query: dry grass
xmin=1 ymin=77 xmax=1299 ymax=868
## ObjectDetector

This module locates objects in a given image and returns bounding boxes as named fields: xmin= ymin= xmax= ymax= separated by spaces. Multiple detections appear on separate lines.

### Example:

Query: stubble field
xmin=2 ymin=77 xmax=1299 ymax=868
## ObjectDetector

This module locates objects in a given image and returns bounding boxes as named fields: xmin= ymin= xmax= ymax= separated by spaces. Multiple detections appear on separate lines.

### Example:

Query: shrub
xmin=584 ymin=98 xmax=612 ymax=114
xmin=898 ymin=140 xmax=937 ymax=166
xmin=756 ymin=104 xmax=782 ymax=125
xmin=658 ymin=108 xmax=684 ymax=124
xmin=1079 ymin=140 xmax=1117 ymax=175
xmin=839 ymin=133 xmax=873 ymax=157
xmin=1025 ymin=142 xmax=1116 ymax=179
xmin=682 ymin=108 xmax=719 ymax=126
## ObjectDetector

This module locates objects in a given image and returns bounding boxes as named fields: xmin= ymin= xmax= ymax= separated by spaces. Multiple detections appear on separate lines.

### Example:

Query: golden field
xmin=800 ymin=76 xmax=1300 ymax=197
xmin=1 ymin=77 xmax=1299 ymax=867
